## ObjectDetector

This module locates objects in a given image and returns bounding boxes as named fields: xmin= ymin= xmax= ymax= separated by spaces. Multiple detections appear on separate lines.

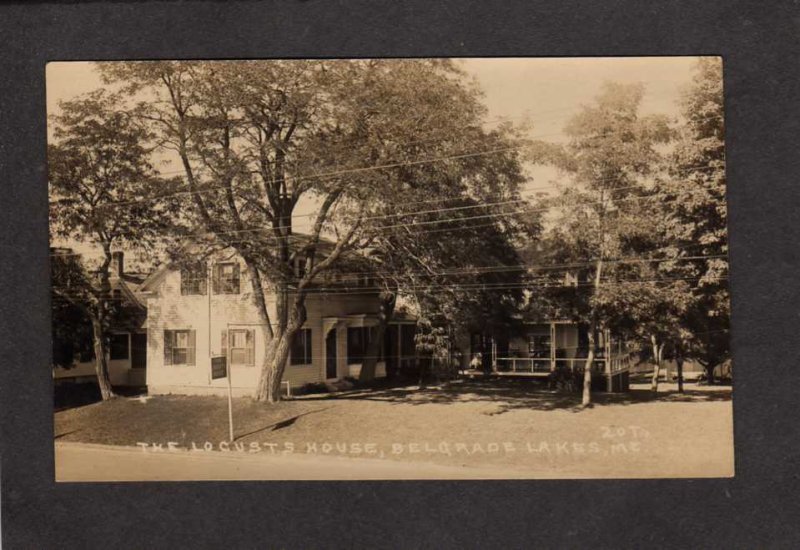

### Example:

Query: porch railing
xmin=495 ymin=353 xmax=634 ymax=375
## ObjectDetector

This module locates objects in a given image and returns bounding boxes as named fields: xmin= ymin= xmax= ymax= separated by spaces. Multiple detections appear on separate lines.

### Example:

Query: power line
xmin=48 ymin=182 xmax=726 ymax=261
xmin=49 ymin=164 xmax=721 ymax=252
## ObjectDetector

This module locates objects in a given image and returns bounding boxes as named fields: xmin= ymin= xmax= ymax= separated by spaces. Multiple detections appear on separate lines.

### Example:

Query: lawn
xmin=54 ymin=376 xmax=734 ymax=478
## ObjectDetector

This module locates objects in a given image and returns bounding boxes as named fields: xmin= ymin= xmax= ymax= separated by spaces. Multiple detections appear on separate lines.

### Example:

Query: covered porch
xmin=468 ymin=321 xmax=635 ymax=392
xmin=321 ymin=313 xmax=418 ymax=381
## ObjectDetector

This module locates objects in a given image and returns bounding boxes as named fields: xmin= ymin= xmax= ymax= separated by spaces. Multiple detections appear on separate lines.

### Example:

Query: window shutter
xmin=212 ymin=264 xmax=220 ymax=294
xmin=246 ymin=330 xmax=255 ymax=365
xmin=305 ymin=329 xmax=312 ymax=363
xmin=164 ymin=331 xmax=173 ymax=366
xmin=188 ymin=330 xmax=196 ymax=365
xmin=232 ymin=264 xmax=241 ymax=294
xmin=221 ymin=330 xmax=227 ymax=359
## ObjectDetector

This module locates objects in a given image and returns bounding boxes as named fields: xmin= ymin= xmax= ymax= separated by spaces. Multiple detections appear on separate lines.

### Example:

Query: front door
xmin=325 ymin=329 xmax=337 ymax=379
xmin=131 ymin=332 xmax=147 ymax=369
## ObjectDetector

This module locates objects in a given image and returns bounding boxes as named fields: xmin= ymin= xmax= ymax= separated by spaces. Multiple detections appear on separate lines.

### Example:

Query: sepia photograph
xmin=48 ymin=57 xmax=732 ymax=481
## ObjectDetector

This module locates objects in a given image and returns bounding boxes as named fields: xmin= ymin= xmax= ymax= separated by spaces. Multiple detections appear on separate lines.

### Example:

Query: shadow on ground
xmin=54 ymin=382 xmax=146 ymax=412
xmin=301 ymin=376 xmax=731 ymax=415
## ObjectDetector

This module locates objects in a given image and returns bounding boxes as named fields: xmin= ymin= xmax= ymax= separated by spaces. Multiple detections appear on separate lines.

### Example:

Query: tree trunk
xmin=90 ymin=316 xmax=115 ymax=400
xmin=650 ymin=335 xmax=661 ymax=393
xmin=255 ymin=290 xmax=307 ymax=403
xmin=359 ymin=293 xmax=396 ymax=383
xmin=582 ymin=329 xmax=595 ymax=407
xmin=265 ymin=334 xmax=295 ymax=403
xmin=676 ymin=353 xmax=684 ymax=393
xmin=582 ymin=251 xmax=604 ymax=407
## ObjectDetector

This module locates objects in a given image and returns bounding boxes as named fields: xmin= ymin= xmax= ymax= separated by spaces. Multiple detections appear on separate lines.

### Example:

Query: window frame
xmin=164 ymin=329 xmax=196 ymax=366
xmin=222 ymin=329 xmax=255 ymax=367
xmin=213 ymin=262 xmax=241 ymax=295
xmin=180 ymin=262 xmax=208 ymax=296
xmin=347 ymin=326 xmax=382 ymax=365
xmin=290 ymin=328 xmax=313 ymax=366
xmin=109 ymin=333 xmax=130 ymax=361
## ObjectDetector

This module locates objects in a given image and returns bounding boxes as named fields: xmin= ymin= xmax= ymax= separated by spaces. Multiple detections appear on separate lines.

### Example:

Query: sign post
xmin=211 ymin=353 xmax=234 ymax=442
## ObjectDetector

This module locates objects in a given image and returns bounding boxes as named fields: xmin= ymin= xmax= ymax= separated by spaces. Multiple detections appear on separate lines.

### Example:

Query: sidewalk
xmin=55 ymin=441 xmax=549 ymax=481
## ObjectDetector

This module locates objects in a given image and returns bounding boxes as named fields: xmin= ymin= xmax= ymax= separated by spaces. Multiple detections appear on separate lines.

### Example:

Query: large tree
xmin=100 ymin=59 xmax=523 ymax=402
xmin=657 ymin=57 xmax=729 ymax=383
xmin=532 ymin=82 xmax=672 ymax=406
xmin=49 ymin=90 xmax=176 ymax=399
xmin=356 ymin=123 xmax=537 ymax=383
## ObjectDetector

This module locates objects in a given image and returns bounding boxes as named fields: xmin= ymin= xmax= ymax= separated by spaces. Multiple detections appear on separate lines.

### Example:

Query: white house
xmin=137 ymin=248 xmax=417 ymax=397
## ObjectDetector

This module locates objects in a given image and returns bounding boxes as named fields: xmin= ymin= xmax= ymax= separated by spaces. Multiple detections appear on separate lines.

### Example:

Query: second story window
xmin=213 ymin=262 xmax=240 ymax=294
xmin=180 ymin=262 xmax=207 ymax=295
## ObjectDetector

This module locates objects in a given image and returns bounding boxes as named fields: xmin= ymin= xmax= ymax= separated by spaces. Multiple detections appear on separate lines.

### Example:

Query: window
xmin=213 ymin=262 xmax=240 ymax=294
xmin=222 ymin=329 xmax=255 ymax=366
xmin=164 ymin=330 xmax=196 ymax=366
xmin=109 ymin=333 xmax=129 ymax=360
xmin=528 ymin=333 xmax=551 ymax=358
xmin=347 ymin=326 xmax=382 ymax=364
xmin=290 ymin=328 xmax=313 ymax=365
xmin=181 ymin=262 xmax=207 ymax=295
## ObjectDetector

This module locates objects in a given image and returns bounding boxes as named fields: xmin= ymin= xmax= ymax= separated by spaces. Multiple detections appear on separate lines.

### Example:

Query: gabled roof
xmin=138 ymin=232 xmax=377 ymax=293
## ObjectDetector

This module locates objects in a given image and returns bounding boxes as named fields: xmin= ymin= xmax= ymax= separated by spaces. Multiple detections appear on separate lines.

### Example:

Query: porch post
xmin=606 ymin=331 xmax=612 ymax=374
xmin=549 ymin=322 xmax=556 ymax=371
xmin=397 ymin=323 xmax=403 ymax=371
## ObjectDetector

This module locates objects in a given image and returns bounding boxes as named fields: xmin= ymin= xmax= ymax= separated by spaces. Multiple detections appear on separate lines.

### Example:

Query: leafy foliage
xmin=49 ymin=90 xmax=178 ymax=398
xmin=99 ymin=60 xmax=532 ymax=400
xmin=656 ymin=57 xmax=729 ymax=376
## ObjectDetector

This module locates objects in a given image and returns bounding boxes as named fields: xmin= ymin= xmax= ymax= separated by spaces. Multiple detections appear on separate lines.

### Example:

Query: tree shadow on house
xmin=302 ymin=376 xmax=731 ymax=415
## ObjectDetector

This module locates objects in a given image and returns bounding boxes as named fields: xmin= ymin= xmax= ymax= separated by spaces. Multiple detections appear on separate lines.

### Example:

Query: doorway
xmin=325 ymin=329 xmax=337 ymax=379
xmin=131 ymin=332 xmax=147 ymax=369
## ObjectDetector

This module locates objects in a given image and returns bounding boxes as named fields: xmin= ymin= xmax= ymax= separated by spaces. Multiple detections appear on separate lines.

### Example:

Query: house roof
xmin=138 ymin=232 xmax=377 ymax=293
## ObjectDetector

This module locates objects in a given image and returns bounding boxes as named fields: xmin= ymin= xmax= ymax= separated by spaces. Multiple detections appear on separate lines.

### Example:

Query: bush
xmin=298 ymin=382 xmax=329 ymax=396
xmin=548 ymin=365 xmax=580 ymax=393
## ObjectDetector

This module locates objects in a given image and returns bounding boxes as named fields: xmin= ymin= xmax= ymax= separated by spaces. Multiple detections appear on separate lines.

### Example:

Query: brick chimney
xmin=111 ymin=251 xmax=124 ymax=277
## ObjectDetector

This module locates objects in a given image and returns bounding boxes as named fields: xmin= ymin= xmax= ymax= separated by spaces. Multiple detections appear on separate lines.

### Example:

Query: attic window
xmin=181 ymin=263 xmax=207 ymax=295
xmin=213 ymin=262 xmax=240 ymax=294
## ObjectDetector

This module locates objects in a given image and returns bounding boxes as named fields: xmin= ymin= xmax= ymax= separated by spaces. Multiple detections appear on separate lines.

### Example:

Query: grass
xmin=54 ymin=376 xmax=734 ymax=478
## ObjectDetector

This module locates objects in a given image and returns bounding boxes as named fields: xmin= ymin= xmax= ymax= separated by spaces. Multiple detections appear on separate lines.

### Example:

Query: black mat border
xmin=2 ymin=1 xmax=799 ymax=548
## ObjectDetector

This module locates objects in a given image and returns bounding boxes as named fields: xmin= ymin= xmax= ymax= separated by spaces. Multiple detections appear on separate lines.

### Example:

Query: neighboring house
xmin=52 ymin=251 xmax=149 ymax=386
xmin=464 ymin=321 xmax=634 ymax=392
xmin=137 ymin=242 xmax=417 ymax=397
xmin=460 ymin=269 xmax=635 ymax=392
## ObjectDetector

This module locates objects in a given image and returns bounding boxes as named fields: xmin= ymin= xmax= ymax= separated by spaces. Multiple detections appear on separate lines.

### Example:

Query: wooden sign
xmin=211 ymin=356 xmax=227 ymax=380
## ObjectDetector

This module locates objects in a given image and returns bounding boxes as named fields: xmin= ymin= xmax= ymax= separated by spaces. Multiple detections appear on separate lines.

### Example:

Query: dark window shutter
xmin=212 ymin=265 xmax=221 ymax=294
xmin=188 ymin=330 xmax=196 ymax=365
xmin=232 ymin=264 xmax=241 ymax=294
xmin=246 ymin=330 xmax=255 ymax=365
xmin=164 ymin=330 xmax=173 ymax=366
xmin=305 ymin=329 xmax=312 ymax=363
xmin=180 ymin=269 xmax=187 ymax=295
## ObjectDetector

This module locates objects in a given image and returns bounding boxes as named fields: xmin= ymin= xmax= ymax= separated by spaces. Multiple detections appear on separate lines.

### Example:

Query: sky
xmin=47 ymin=57 xmax=709 ymax=260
